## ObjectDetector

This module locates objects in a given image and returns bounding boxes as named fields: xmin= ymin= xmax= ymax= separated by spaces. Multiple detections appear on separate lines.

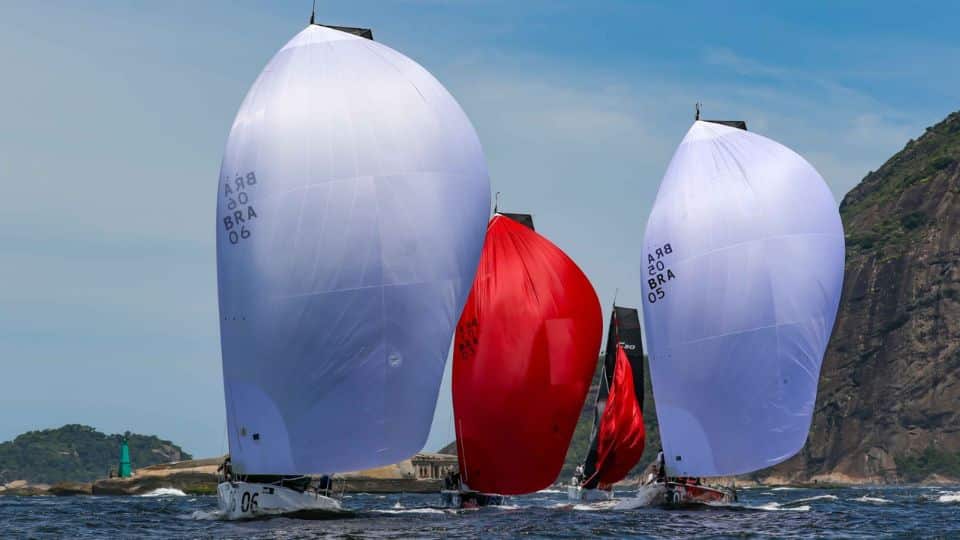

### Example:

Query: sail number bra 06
xmin=646 ymin=243 xmax=676 ymax=304
xmin=221 ymin=171 xmax=260 ymax=246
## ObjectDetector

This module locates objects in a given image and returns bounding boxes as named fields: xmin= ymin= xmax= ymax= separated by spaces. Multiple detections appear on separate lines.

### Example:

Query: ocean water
xmin=2 ymin=486 xmax=960 ymax=539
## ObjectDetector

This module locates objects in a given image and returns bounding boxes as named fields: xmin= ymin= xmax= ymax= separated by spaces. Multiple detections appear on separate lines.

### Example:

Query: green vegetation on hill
xmin=895 ymin=447 xmax=960 ymax=483
xmin=841 ymin=111 xmax=960 ymax=256
xmin=0 ymin=424 xmax=192 ymax=484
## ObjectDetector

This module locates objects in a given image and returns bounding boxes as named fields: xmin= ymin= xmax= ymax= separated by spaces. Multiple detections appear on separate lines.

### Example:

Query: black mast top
xmin=309 ymin=1 xmax=374 ymax=40
xmin=695 ymin=102 xmax=747 ymax=130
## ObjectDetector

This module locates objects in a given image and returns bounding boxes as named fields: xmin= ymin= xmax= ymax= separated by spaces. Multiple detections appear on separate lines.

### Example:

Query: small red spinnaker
xmin=453 ymin=214 xmax=602 ymax=495
xmin=592 ymin=344 xmax=646 ymax=488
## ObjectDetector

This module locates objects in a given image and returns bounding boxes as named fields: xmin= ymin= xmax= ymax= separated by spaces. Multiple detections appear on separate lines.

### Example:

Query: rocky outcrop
xmin=85 ymin=453 xmax=454 ymax=495
xmin=49 ymin=482 xmax=93 ymax=496
xmin=758 ymin=111 xmax=960 ymax=484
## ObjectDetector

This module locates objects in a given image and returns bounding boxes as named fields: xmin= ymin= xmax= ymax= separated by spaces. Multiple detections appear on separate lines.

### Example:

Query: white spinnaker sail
xmin=642 ymin=121 xmax=844 ymax=477
xmin=216 ymin=25 xmax=490 ymax=475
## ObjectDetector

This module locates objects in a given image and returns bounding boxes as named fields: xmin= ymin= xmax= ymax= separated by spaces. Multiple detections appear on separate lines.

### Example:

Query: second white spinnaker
xmin=642 ymin=119 xmax=844 ymax=478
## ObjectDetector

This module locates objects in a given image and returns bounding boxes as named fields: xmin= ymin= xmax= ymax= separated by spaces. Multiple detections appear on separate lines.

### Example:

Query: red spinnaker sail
xmin=592 ymin=344 xmax=646 ymax=487
xmin=453 ymin=214 xmax=602 ymax=495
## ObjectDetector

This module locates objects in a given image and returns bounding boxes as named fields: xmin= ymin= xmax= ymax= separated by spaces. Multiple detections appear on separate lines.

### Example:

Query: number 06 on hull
xmin=217 ymin=482 xmax=341 ymax=520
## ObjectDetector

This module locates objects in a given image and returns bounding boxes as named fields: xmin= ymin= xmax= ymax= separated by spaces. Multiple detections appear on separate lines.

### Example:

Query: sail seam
xmin=670 ymin=319 xmax=814 ymax=348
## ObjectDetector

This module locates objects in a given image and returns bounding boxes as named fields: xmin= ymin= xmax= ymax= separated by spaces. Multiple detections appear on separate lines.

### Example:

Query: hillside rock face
xmin=761 ymin=111 xmax=960 ymax=483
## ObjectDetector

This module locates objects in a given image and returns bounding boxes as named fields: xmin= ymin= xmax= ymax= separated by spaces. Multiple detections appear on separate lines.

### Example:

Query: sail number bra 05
xmin=646 ymin=243 xmax=676 ymax=304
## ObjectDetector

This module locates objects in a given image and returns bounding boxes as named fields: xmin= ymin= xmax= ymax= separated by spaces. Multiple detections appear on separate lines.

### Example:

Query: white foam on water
xmin=536 ymin=488 xmax=564 ymax=494
xmin=612 ymin=484 xmax=665 ymax=510
xmin=392 ymin=501 xmax=404 ymax=509
xmin=786 ymin=494 xmax=838 ymax=505
xmin=937 ymin=491 xmax=960 ymax=503
xmin=373 ymin=508 xmax=448 ymax=515
xmin=852 ymin=496 xmax=891 ymax=504
xmin=138 ymin=488 xmax=187 ymax=497
xmin=771 ymin=487 xmax=800 ymax=491
xmin=712 ymin=501 xmax=810 ymax=512
xmin=572 ymin=502 xmax=617 ymax=512
xmin=186 ymin=509 xmax=226 ymax=521
xmin=753 ymin=502 xmax=811 ymax=512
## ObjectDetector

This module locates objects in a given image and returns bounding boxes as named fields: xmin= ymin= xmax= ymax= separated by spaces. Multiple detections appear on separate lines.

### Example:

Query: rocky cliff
xmin=759 ymin=111 xmax=960 ymax=484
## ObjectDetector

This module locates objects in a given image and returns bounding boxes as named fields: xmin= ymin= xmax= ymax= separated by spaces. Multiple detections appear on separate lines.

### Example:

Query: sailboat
xmin=635 ymin=112 xmax=845 ymax=505
xmin=215 ymin=17 xmax=490 ymax=519
xmin=568 ymin=305 xmax=646 ymax=501
xmin=443 ymin=211 xmax=602 ymax=507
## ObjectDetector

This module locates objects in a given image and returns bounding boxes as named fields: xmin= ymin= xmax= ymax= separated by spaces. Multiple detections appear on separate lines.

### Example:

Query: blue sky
xmin=1 ymin=1 xmax=957 ymax=458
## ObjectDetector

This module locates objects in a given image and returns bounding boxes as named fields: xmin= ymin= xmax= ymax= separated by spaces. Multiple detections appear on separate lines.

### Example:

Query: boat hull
xmin=663 ymin=481 xmax=735 ymax=505
xmin=638 ymin=481 xmax=735 ymax=506
xmin=566 ymin=485 xmax=613 ymax=502
xmin=440 ymin=489 xmax=505 ymax=509
xmin=217 ymin=481 xmax=341 ymax=520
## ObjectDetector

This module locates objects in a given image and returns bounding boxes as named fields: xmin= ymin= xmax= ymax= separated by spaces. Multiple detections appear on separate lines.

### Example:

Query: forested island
xmin=0 ymin=424 xmax=190 ymax=485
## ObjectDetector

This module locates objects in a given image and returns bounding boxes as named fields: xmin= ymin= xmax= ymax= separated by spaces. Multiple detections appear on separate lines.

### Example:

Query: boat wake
xmin=138 ymin=488 xmax=187 ymax=497
xmin=612 ymin=484 xmax=663 ymax=509
xmin=187 ymin=509 xmax=225 ymax=521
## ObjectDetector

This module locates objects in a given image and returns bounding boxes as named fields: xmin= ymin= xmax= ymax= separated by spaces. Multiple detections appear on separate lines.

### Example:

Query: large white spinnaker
xmin=216 ymin=25 xmax=490 ymax=476
xmin=642 ymin=120 xmax=844 ymax=477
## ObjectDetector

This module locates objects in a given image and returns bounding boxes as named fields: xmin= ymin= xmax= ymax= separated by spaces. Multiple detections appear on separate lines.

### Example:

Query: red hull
xmin=663 ymin=481 xmax=735 ymax=505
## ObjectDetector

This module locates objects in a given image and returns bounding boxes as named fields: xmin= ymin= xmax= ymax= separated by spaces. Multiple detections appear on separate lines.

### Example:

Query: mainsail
xmin=453 ymin=214 xmax=602 ymax=495
xmin=642 ymin=120 xmax=845 ymax=477
xmin=580 ymin=306 xmax=646 ymax=488
xmin=216 ymin=25 xmax=490 ymax=475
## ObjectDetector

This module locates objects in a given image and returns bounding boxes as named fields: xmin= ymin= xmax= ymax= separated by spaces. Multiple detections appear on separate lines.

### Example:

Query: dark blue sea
xmin=3 ymin=486 xmax=959 ymax=538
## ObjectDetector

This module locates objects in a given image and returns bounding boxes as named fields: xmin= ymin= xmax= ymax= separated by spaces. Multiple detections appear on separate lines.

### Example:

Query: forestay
xmin=642 ymin=121 xmax=844 ymax=477
xmin=216 ymin=25 xmax=490 ymax=475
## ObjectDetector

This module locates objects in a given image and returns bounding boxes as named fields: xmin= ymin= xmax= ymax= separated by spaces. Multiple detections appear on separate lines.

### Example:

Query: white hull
xmin=567 ymin=485 xmax=613 ymax=502
xmin=217 ymin=481 xmax=340 ymax=520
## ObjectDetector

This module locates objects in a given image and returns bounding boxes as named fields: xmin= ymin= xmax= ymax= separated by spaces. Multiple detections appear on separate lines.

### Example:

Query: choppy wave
xmin=8 ymin=486 xmax=960 ymax=538
xmin=785 ymin=495 xmax=838 ymax=505
xmin=937 ymin=491 xmax=960 ymax=503
xmin=750 ymin=502 xmax=811 ymax=512
xmin=771 ymin=487 xmax=800 ymax=491
xmin=373 ymin=508 xmax=449 ymax=515
xmin=138 ymin=488 xmax=187 ymax=497
xmin=536 ymin=489 xmax=564 ymax=494
xmin=852 ymin=496 xmax=892 ymax=504
xmin=187 ymin=509 xmax=225 ymax=521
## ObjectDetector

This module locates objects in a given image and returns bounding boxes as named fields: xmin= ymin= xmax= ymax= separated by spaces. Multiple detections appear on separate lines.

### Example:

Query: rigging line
xmin=310 ymin=0 xmax=317 ymax=24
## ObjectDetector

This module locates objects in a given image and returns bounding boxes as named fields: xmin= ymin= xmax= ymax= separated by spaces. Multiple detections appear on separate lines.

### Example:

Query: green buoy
xmin=118 ymin=434 xmax=132 ymax=478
